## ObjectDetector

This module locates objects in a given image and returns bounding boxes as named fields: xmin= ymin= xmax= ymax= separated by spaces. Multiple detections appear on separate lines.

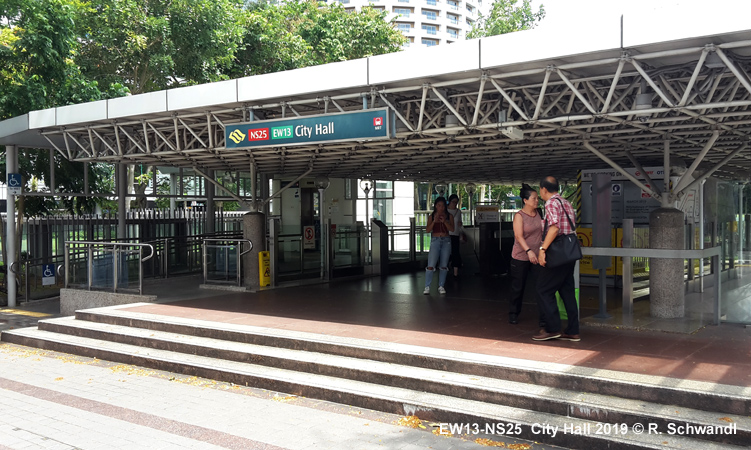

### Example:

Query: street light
xmin=316 ymin=177 xmax=330 ymax=279
xmin=360 ymin=179 xmax=374 ymax=264
xmin=434 ymin=182 xmax=447 ymax=197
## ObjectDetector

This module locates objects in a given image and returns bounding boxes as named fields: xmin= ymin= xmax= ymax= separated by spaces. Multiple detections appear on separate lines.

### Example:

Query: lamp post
xmin=465 ymin=183 xmax=477 ymax=226
xmin=315 ymin=177 xmax=330 ymax=279
xmin=360 ymin=179 xmax=374 ymax=264
xmin=434 ymin=182 xmax=447 ymax=198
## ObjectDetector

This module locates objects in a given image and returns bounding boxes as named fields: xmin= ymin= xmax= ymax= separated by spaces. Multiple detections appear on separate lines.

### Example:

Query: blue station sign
xmin=225 ymin=108 xmax=393 ymax=149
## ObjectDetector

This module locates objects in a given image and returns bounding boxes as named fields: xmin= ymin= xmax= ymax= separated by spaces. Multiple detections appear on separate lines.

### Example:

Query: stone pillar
xmin=243 ymin=212 xmax=266 ymax=291
xmin=649 ymin=207 xmax=685 ymax=318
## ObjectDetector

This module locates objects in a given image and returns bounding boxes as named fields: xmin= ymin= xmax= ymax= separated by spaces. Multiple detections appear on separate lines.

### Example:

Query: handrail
xmin=203 ymin=238 xmax=252 ymax=256
xmin=581 ymin=246 xmax=722 ymax=325
xmin=65 ymin=240 xmax=155 ymax=262
xmin=202 ymin=238 xmax=252 ymax=287
xmin=64 ymin=240 xmax=156 ymax=295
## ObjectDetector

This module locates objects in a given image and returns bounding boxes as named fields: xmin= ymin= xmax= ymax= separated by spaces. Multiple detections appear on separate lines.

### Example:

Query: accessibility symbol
xmin=42 ymin=263 xmax=56 ymax=286
xmin=7 ymin=173 xmax=22 ymax=195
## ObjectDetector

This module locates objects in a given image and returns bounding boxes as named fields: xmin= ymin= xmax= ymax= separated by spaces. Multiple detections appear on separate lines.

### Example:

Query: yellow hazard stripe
xmin=0 ymin=309 xmax=52 ymax=318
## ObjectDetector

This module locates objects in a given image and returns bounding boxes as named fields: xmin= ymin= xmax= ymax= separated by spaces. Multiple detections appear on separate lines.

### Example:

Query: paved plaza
xmin=0 ymin=341 xmax=556 ymax=450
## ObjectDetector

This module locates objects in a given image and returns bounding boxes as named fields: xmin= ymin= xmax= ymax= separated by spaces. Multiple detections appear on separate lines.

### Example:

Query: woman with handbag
xmin=423 ymin=196 xmax=455 ymax=295
xmin=508 ymin=184 xmax=546 ymax=326
xmin=534 ymin=176 xmax=581 ymax=342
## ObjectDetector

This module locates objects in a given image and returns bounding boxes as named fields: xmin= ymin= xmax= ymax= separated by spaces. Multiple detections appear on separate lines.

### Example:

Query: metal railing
xmin=64 ymin=241 xmax=155 ymax=295
xmin=202 ymin=238 xmax=252 ymax=287
xmin=583 ymin=246 xmax=722 ymax=324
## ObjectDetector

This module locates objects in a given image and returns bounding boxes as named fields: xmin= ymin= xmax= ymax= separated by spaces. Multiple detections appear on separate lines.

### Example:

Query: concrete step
xmin=72 ymin=306 xmax=751 ymax=417
xmin=31 ymin=316 xmax=751 ymax=447
xmin=2 ymin=326 xmax=745 ymax=450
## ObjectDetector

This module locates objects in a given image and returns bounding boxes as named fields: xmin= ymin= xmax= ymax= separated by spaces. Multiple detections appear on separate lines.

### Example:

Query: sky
xmin=529 ymin=0 xmax=751 ymax=32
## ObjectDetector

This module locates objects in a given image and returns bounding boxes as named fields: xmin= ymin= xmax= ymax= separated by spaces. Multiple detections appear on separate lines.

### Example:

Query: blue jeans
xmin=425 ymin=236 xmax=451 ymax=288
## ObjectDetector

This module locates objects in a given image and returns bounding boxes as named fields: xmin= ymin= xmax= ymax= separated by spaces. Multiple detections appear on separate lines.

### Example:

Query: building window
xmin=448 ymin=14 xmax=459 ymax=24
xmin=426 ymin=0 xmax=437 ymax=5
xmin=398 ymin=0 xmax=410 ymax=2
xmin=466 ymin=17 xmax=474 ymax=26
xmin=466 ymin=4 xmax=474 ymax=13
xmin=422 ymin=24 xmax=437 ymax=35
xmin=447 ymin=28 xmax=459 ymax=39
xmin=394 ymin=7 xmax=411 ymax=16
xmin=397 ymin=23 xmax=411 ymax=33
xmin=447 ymin=0 xmax=459 ymax=10
xmin=422 ymin=10 xmax=437 ymax=20
xmin=422 ymin=38 xmax=438 ymax=46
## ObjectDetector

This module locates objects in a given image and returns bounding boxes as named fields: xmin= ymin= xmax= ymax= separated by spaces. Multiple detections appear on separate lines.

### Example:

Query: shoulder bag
xmin=543 ymin=198 xmax=582 ymax=268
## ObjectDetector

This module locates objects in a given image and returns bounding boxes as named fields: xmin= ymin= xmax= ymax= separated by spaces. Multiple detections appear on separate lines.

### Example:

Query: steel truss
xmin=38 ymin=40 xmax=751 ymax=191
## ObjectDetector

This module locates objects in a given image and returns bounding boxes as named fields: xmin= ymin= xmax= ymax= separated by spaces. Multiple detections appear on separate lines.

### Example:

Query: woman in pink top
xmin=508 ymin=184 xmax=544 ymax=325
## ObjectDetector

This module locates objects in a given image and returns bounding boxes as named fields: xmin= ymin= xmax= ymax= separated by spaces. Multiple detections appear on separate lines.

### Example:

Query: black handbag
xmin=543 ymin=198 xmax=582 ymax=268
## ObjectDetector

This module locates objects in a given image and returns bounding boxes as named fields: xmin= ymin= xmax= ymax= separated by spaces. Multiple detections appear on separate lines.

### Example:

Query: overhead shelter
xmin=1 ymin=11 xmax=751 ymax=191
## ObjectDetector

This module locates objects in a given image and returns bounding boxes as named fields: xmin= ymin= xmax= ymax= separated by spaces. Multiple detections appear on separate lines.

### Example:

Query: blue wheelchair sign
xmin=42 ymin=263 xmax=56 ymax=286
xmin=7 ymin=173 xmax=22 ymax=195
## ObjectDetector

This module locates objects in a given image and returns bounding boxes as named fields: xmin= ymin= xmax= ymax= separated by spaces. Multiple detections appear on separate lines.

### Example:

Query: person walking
xmin=447 ymin=194 xmax=464 ymax=277
xmin=534 ymin=176 xmax=580 ymax=341
xmin=508 ymin=184 xmax=544 ymax=325
xmin=424 ymin=196 xmax=454 ymax=295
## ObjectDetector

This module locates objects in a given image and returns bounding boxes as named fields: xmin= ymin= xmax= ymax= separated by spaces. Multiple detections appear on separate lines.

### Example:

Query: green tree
xmin=228 ymin=0 xmax=406 ymax=77
xmin=77 ymin=0 xmax=248 ymax=94
xmin=467 ymin=0 xmax=546 ymax=39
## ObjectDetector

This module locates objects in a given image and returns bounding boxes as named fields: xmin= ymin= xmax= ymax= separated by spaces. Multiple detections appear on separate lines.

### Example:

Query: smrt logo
xmin=373 ymin=117 xmax=383 ymax=126
xmin=247 ymin=128 xmax=269 ymax=142
xmin=228 ymin=129 xmax=246 ymax=144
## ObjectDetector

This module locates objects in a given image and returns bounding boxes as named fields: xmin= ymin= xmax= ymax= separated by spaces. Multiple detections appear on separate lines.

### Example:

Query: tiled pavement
xmin=0 ymin=343 xmax=557 ymax=450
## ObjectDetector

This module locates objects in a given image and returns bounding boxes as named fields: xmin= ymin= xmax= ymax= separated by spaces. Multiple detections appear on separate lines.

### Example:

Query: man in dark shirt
xmin=534 ymin=176 xmax=580 ymax=342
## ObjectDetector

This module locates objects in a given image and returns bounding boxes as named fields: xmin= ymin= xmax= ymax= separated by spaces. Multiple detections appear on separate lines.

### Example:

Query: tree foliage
xmin=228 ymin=0 xmax=405 ymax=78
xmin=467 ymin=0 xmax=546 ymax=39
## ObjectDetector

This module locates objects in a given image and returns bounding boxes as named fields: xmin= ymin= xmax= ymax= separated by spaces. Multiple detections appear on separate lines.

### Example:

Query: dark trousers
xmin=509 ymin=259 xmax=545 ymax=326
xmin=536 ymin=261 xmax=579 ymax=335
xmin=449 ymin=235 xmax=462 ymax=268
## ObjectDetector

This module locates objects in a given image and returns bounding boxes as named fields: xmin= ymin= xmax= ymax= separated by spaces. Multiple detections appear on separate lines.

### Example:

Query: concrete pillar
xmin=243 ymin=212 xmax=266 ymax=291
xmin=649 ymin=207 xmax=685 ymax=318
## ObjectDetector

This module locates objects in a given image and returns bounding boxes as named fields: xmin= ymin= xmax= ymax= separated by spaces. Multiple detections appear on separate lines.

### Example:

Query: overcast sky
xmin=529 ymin=0 xmax=751 ymax=32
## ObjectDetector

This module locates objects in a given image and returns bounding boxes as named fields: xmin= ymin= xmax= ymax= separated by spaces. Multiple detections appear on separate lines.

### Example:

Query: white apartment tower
xmin=335 ymin=0 xmax=492 ymax=47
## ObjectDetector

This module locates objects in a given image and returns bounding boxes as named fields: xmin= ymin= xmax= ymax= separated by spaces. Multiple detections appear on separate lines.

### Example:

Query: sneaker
xmin=558 ymin=334 xmax=581 ymax=342
xmin=423 ymin=287 xmax=430 ymax=295
xmin=532 ymin=330 xmax=562 ymax=341
xmin=438 ymin=286 xmax=446 ymax=294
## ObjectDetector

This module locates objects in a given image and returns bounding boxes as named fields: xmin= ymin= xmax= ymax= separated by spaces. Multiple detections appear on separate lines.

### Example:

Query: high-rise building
xmin=333 ymin=0 xmax=492 ymax=48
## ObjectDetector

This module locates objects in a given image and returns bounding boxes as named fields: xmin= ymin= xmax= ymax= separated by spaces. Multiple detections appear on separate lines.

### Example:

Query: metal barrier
xmin=64 ymin=241 xmax=155 ymax=295
xmin=202 ymin=238 xmax=252 ymax=286
xmin=582 ymin=246 xmax=722 ymax=324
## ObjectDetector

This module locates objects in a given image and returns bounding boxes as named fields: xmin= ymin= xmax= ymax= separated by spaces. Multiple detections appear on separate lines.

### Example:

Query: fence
xmin=1 ymin=209 xmax=246 ymax=303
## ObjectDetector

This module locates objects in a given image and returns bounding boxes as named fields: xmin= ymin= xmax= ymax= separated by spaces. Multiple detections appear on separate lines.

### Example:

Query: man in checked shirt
xmin=534 ymin=176 xmax=580 ymax=342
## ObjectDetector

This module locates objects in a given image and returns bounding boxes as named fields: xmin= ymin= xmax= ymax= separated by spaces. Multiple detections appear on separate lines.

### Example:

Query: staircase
xmin=2 ymin=304 xmax=749 ymax=450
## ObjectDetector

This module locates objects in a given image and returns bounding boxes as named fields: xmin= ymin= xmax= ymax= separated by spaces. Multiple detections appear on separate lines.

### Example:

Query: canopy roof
xmin=2 ymin=10 xmax=751 ymax=184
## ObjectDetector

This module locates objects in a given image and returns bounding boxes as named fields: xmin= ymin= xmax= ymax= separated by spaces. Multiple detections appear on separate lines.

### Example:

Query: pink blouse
xmin=511 ymin=210 xmax=543 ymax=261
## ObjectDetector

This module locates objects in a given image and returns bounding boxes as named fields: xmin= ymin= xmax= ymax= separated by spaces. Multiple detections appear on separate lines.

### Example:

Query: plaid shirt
xmin=544 ymin=193 xmax=576 ymax=236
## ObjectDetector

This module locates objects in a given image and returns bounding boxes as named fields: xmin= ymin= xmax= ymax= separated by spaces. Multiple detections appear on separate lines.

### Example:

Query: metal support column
xmin=117 ymin=164 xmax=127 ymax=239
xmin=5 ymin=145 xmax=18 ymax=307
xmin=206 ymin=170 xmax=215 ymax=234
xmin=622 ymin=219 xmax=634 ymax=317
